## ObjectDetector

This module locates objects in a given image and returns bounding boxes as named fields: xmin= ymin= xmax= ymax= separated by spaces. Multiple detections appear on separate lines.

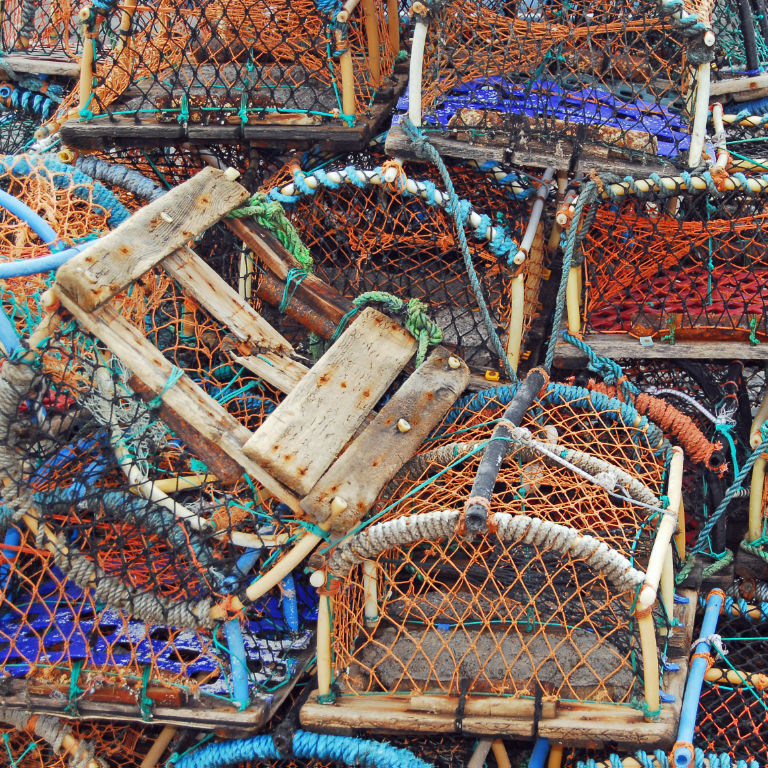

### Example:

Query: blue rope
xmin=400 ymin=117 xmax=518 ymax=383
xmin=172 ymin=730 xmax=435 ymax=768
xmin=577 ymin=749 xmax=758 ymax=768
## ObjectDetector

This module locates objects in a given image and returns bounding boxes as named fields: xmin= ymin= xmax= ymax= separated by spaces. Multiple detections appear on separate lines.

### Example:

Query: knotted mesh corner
xmin=326 ymin=382 xmax=673 ymax=708
xmin=408 ymin=0 xmax=713 ymax=168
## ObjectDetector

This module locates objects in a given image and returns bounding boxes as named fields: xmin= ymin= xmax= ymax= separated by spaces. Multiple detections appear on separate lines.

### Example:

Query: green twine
xmin=641 ymin=700 xmax=662 ymax=720
xmin=329 ymin=291 xmax=443 ymax=366
xmin=139 ymin=665 xmax=154 ymax=721
xmin=227 ymin=192 xmax=314 ymax=274
xmin=2 ymin=732 xmax=37 ymax=767
xmin=147 ymin=365 xmax=184 ymax=410
xmin=279 ymin=267 xmax=308 ymax=313
xmin=749 ymin=316 xmax=760 ymax=345
xmin=66 ymin=659 xmax=84 ymax=715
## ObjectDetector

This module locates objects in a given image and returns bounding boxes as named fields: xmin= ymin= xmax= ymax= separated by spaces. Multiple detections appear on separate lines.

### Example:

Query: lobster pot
xmin=54 ymin=0 xmax=396 ymax=139
xmin=0 ymin=153 xmax=135 ymax=343
xmin=0 ymin=270 xmax=318 ymax=721
xmin=404 ymin=0 xmax=712 ymax=169
xmin=0 ymin=106 xmax=39 ymax=155
xmin=576 ymin=186 xmax=768 ymax=343
xmin=265 ymin=157 xmax=540 ymax=371
xmin=315 ymin=383 xmax=681 ymax=736
xmin=711 ymin=0 xmax=768 ymax=78
xmin=0 ymin=721 xmax=177 ymax=768
xmin=0 ymin=0 xmax=82 ymax=59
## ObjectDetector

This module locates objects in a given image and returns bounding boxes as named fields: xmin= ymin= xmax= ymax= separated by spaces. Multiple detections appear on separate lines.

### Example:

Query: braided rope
xmin=326 ymin=509 xmax=645 ymax=592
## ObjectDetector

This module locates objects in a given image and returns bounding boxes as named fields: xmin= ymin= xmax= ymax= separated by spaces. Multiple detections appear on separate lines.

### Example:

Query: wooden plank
xmin=710 ymin=72 xmax=768 ymax=95
xmin=55 ymin=167 xmax=249 ymax=310
xmin=53 ymin=288 xmax=303 ymax=513
xmin=301 ymin=590 xmax=696 ymax=747
xmin=0 ymin=642 xmax=314 ymax=731
xmin=385 ymin=122 xmax=672 ymax=176
xmin=243 ymin=308 xmax=417 ymax=496
xmin=226 ymin=218 xmax=351 ymax=324
xmin=163 ymin=246 xmax=293 ymax=355
xmin=554 ymin=332 xmax=768 ymax=365
xmin=0 ymin=54 xmax=80 ymax=76
xmin=301 ymin=346 xmax=469 ymax=530
xmin=229 ymin=351 xmax=309 ymax=395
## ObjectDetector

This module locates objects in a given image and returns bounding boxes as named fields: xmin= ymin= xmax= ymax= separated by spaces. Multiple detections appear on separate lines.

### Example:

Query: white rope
xmin=327 ymin=509 xmax=645 ymax=593
xmin=643 ymin=386 xmax=735 ymax=426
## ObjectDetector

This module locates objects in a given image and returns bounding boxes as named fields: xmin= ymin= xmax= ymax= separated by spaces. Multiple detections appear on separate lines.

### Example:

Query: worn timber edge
xmin=0 ymin=641 xmax=314 ymax=731
xmin=385 ymin=122 xmax=673 ymax=176
xmin=0 ymin=53 xmax=80 ymax=76
xmin=554 ymin=329 xmax=768 ymax=365
xmin=55 ymin=167 xmax=249 ymax=311
xmin=300 ymin=589 xmax=696 ymax=748
xmin=60 ymin=74 xmax=407 ymax=151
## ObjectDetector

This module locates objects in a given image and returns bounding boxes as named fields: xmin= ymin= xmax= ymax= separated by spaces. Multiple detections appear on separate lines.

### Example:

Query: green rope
xmin=330 ymin=291 xmax=443 ymax=366
xmin=228 ymin=192 xmax=314 ymax=273
xmin=65 ymin=659 xmax=84 ymax=715
xmin=400 ymin=117 xmax=518 ymax=382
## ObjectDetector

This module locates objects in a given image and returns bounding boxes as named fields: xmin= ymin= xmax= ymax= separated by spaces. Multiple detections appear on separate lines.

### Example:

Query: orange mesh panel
xmin=582 ymin=194 xmax=768 ymax=341
xmin=264 ymin=157 xmax=540 ymax=370
xmin=52 ymin=0 xmax=395 ymax=129
xmin=415 ymin=0 xmax=706 ymax=165
xmin=327 ymin=384 xmax=671 ymax=707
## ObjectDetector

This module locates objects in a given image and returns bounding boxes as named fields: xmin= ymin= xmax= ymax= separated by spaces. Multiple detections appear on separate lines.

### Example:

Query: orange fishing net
xmin=324 ymin=382 xmax=674 ymax=710
xmin=52 ymin=0 xmax=395 ymax=132
xmin=581 ymin=191 xmax=768 ymax=341
xmin=414 ymin=0 xmax=711 ymax=167
xmin=263 ymin=155 xmax=544 ymax=370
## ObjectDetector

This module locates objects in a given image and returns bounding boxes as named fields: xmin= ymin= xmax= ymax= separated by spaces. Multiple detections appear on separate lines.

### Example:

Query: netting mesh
xmin=0 ymin=0 xmax=82 ymax=58
xmin=52 ymin=0 xmax=396 ymax=133
xmin=711 ymin=0 xmax=768 ymax=77
xmin=406 ymin=0 xmax=712 ymax=168
xmin=579 ymin=184 xmax=768 ymax=341
xmin=0 ymin=154 xmax=135 ymax=342
xmin=264 ymin=154 xmax=542 ymax=370
xmin=325 ymin=383 xmax=673 ymax=707
xmin=0 ymin=254 xmax=320 ymax=713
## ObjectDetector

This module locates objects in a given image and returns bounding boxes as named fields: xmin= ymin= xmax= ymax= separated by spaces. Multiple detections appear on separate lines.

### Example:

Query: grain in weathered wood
xmin=243 ymin=308 xmax=417 ymax=496
xmin=554 ymin=331 xmax=768 ymax=364
xmin=55 ymin=168 xmax=249 ymax=310
xmin=127 ymin=374 xmax=244 ymax=486
xmin=385 ymin=123 xmax=671 ymax=176
xmin=226 ymin=218 xmax=351 ymax=324
xmin=1 ymin=54 xmax=81 ymax=76
xmin=163 ymin=246 xmax=292 ymax=355
xmin=229 ymin=350 xmax=309 ymax=395
xmin=301 ymin=346 xmax=469 ymax=530
xmin=710 ymin=72 xmax=768 ymax=95
xmin=53 ymin=288 xmax=302 ymax=513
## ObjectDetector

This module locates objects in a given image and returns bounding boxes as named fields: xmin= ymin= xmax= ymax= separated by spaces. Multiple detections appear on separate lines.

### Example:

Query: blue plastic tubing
xmin=224 ymin=548 xmax=262 ymax=709
xmin=0 ymin=241 xmax=89 ymax=279
xmin=0 ymin=310 xmax=20 ymax=354
xmin=0 ymin=188 xmax=62 ymax=251
xmin=673 ymin=589 xmax=725 ymax=768
xmin=529 ymin=737 xmax=551 ymax=768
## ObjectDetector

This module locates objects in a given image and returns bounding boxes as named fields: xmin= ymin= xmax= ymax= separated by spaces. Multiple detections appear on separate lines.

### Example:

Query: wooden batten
xmin=301 ymin=346 xmax=469 ymax=530
xmin=243 ymin=308 xmax=417 ymax=496
xmin=53 ymin=290 xmax=303 ymax=513
xmin=55 ymin=168 xmax=249 ymax=310
xmin=229 ymin=350 xmax=309 ymax=395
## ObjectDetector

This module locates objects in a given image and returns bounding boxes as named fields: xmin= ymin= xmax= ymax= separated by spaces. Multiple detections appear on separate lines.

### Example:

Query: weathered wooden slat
xmin=226 ymin=218 xmax=351 ymax=324
xmin=0 ymin=54 xmax=80 ymax=76
xmin=54 ymin=288 xmax=303 ymax=513
xmin=55 ymin=167 xmax=249 ymax=310
xmin=229 ymin=351 xmax=309 ymax=395
xmin=301 ymin=347 xmax=469 ymax=530
xmin=163 ymin=246 xmax=292 ymax=355
xmin=243 ymin=308 xmax=417 ymax=496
